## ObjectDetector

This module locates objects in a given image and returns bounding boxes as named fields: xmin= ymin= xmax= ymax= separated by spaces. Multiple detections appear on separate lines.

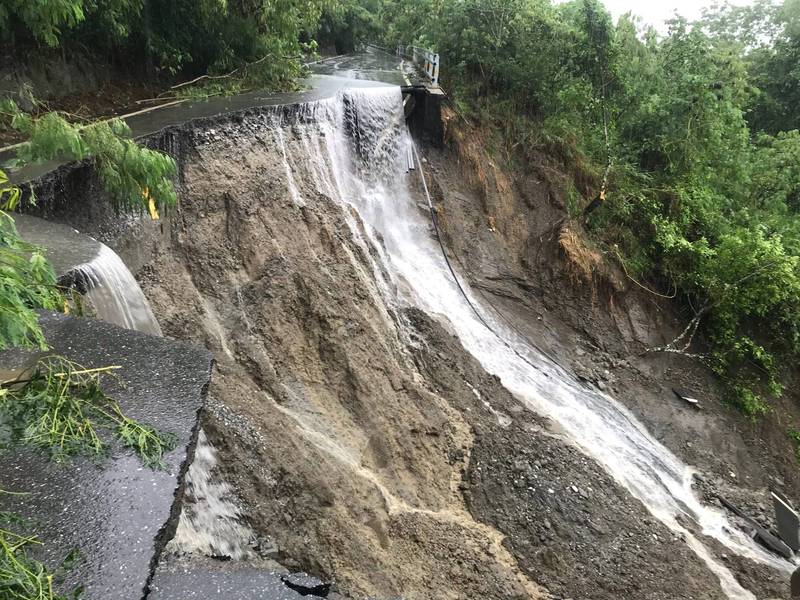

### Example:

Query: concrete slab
xmin=0 ymin=312 xmax=212 ymax=600
xmin=773 ymin=492 xmax=800 ymax=551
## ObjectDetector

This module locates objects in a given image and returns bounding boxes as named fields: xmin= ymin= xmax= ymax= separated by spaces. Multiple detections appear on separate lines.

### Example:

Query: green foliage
xmin=0 ymin=0 xmax=86 ymax=46
xmin=317 ymin=0 xmax=381 ymax=54
xmin=1 ymin=0 xmax=331 ymax=93
xmin=0 ymin=504 xmax=80 ymax=600
xmin=2 ymin=103 xmax=177 ymax=213
xmin=0 ymin=206 xmax=65 ymax=351
xmin=0 ymin=357 xmax=178 ymax=467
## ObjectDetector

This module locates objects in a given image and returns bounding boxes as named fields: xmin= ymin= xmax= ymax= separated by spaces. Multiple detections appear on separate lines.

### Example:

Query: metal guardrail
xmin=396 ymin=44 xmax=440 ymax=87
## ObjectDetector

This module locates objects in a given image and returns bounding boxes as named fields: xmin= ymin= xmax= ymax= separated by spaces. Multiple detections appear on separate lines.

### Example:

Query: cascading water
xmin=12 ymin=214 xmax=162 ymax=336
xmin=167 ymin=429 xmax=257 ymax=559
xmin=264 ymin=85 xmax=793 ymax=599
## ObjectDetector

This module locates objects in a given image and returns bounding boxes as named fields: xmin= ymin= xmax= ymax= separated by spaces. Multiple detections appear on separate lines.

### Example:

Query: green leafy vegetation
xmin=0 ymin=502 xmax=80 ymax=600
xmin=338 ymin=0 xmax=800 ymax=416
xmin=1 ymin=102 xmax=176 ymax=213
xmin=0 ymin=200 xmax=65 ymax=351
xmin=0 ymin=0 xmax=332 ymax=94
xmin=0 ymin=357 xmax=178 ymax=467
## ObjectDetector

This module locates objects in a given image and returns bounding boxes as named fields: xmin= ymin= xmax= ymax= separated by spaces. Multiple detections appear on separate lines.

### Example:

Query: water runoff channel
xmin=6 ymin=48 xmax=793 ymax=598
xmin=263 ymin=59 xmax=794 ymax=599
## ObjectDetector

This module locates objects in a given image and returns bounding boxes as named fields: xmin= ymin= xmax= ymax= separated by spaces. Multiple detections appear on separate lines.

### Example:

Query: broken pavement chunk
xmin=773 ymin=492 xmax=800 ymax=552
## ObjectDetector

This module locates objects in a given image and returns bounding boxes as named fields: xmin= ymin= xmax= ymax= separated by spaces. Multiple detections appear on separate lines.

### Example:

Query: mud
xmin=422 ymin=112 xmax=800 ymax=596
xmin=115 ymin=104 xmax=793 ymax=600
xmin=22 ymin=76 xmax=799 ymax=597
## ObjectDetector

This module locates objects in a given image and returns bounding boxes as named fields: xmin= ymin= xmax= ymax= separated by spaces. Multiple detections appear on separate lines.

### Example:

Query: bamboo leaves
xmin=0 ymin=204 xmax=65 ymax=351
xmin=0 ymin=357 xmax=178 ymax=468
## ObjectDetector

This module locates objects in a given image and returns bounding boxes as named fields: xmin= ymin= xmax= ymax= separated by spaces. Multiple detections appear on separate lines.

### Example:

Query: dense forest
xmin=1 ymin=0 xmax=800 ymax=416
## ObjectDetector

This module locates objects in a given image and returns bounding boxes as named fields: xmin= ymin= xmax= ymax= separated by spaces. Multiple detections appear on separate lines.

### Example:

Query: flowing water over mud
xmin=261 ymin=85 xmax=792 ymax=599
xmin=168 ymin=429 xmax=257 ymax=560
xmin=12 ymin=214 xmax=162 ymax=336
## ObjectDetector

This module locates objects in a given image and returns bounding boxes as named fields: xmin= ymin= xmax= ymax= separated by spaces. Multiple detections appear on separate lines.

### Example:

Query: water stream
xmin=12 ymin=214 xmax=162 ymax=336
xmin=266 ymin=85 xmax=793 ymax=599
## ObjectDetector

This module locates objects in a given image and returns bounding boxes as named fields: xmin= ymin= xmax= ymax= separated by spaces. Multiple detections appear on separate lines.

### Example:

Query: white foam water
xmin=167 ymin=429 xmax=256 ymax=559
xmin=262 ymin=85 xmax=793 ymax=599
xmin=12 ymin=214 xmax=162 ymax=336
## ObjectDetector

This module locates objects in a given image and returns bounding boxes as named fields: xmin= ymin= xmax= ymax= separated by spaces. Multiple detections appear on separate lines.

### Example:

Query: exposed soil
xmin=421 ymin=109 xmax=800 ymax=597
xmin=29 ymin=86 xmax=798 ymax=598
xmin=104 ymin=105 xmax=791 ymax=599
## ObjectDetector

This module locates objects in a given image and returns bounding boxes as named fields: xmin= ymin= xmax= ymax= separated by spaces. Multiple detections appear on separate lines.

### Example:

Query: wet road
xmin=0 ymin=313 xmax=212 ymax=600
xmin=5 ymin=47 xmax=422 ymax=184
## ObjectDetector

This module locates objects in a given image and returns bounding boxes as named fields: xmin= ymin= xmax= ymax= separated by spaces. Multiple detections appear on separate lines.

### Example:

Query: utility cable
xmin=410 ymin=141 xmax=555 ymax=378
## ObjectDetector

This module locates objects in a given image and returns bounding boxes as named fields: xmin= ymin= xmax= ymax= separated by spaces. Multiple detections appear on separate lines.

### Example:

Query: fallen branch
xmin=168 ymin=52 xmax=301 ymax=91
xmin=0 ymin=99 xmax=187 ymax=155
xmin=0 ymin=365 xmax=122 ymax=387
xmin=611 ymin=245 xmax=677 ymax=299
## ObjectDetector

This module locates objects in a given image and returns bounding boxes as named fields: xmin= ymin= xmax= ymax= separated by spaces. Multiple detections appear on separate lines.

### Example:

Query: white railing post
xmin=402 ymin=44 xmax=441 ymax=87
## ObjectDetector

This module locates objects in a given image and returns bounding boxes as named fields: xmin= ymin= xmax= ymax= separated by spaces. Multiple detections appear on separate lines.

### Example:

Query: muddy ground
xmin=75 ymin=102 xmax=790 ymax=600
xmin=423 ymin=112 xmax=800 ymax=596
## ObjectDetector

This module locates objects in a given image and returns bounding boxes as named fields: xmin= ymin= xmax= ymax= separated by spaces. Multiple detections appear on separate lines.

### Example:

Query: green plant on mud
xmin=0 ymin=357 xmax=178 ymax=467
xmin=0 ymin=502 xmax=81 ymax=600
xmin=789 ymin=427 xmax=800 ymax=462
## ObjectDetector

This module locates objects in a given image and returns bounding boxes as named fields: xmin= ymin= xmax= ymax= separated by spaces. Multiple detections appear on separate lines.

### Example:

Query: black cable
xmin=411 ymin=142 xmax=553 ymax=378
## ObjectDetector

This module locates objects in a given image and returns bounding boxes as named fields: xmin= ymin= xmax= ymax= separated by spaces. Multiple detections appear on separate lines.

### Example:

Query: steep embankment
xmin=120 ymin=93 xmax=782 ymax=599
xmin=422 ymin=108 xmax=800 ymax=594
xmin=430 ymin=107 xmax=800 ymax=502
xmin=29 ymin=88 xmax=794 ymax=598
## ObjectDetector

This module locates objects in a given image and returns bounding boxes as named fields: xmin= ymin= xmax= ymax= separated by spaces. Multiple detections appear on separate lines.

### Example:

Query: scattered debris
xmin=672 ymin=388 xmax=702 ymax=409
xmin=719 ymin=495 xmax=794 ymax=559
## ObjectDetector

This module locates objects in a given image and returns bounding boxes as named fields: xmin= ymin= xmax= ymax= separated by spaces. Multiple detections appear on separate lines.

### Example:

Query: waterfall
xmin=167 ymin=429 xmax=256 ymax=559
xmin=265 ymin=85 xmax=793 ymax=599
xmin=12 ymin=214 xmax=162 ymax=337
